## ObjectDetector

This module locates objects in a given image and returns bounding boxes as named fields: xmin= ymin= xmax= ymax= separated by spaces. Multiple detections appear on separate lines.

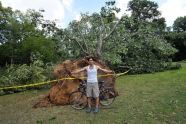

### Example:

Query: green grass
xmin=0 ymin=63 xmax=186 ymax=124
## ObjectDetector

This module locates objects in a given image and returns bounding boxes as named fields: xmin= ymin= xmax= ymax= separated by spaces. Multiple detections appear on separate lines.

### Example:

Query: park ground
xmin=0 ymin=63 xmax=186 ymax=124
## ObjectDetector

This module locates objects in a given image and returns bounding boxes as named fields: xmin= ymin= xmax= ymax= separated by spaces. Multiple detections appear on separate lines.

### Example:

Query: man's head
xmin=88 ymin=58 xmax=94 ymax=65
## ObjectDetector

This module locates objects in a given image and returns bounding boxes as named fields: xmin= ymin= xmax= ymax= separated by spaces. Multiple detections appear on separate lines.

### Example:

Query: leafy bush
xmin=0 ymin=59 xmax=54 ymax=94
xmin=166 ymin=63 xmax=182 ymax=70
xmin=165 ymin=32 xmax=186 ymax=61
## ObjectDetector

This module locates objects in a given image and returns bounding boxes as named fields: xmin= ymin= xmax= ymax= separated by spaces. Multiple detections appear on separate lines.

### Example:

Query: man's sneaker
xmin=86 ymin=107 xmax=91 ymax=113
xmin=94 ymin=107 xmax=99 ymax=113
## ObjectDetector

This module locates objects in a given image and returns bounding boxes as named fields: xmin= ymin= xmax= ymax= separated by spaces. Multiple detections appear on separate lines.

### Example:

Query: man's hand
xmin=97 ymin=66 xmax=113 ymax=73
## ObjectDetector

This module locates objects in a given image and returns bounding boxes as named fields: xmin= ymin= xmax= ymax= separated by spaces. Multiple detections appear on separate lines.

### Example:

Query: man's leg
xmin=93 ymin=82 xmax=99 ymax=113
xmin=87 ymin=97 xmax=91 ymax=108
xmin=94 ymin=97 xmax=99 ymax=113
xmin=95 ymin=97 xmax=99 ymax=108
xmin=86 ymin=97 xmax=92 ymax=113
xmin=86 ymin=84 xmax=92 ymax=113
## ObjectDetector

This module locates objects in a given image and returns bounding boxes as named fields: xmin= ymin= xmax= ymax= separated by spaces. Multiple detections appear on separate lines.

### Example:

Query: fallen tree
xmin=33 ymin=57 xmax=117 ymax=108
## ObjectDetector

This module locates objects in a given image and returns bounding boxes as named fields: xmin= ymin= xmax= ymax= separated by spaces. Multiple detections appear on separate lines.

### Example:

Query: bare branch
xmin=99 ymin=14 xmax=107 ymax=37
xmin=66 ymin=35 xmax=89 ymax=55
xmin=77 ymin=24 xmax=89 ymax=53
xmin=96 ymin=18 xmax=122 ymax=57
xmin=102 ymin=18 xmax=122 ymax=41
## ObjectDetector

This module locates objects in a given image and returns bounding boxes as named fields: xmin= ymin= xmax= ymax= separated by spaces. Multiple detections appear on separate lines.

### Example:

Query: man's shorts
xmin=86 ymin=82 xmax=99 ymax=98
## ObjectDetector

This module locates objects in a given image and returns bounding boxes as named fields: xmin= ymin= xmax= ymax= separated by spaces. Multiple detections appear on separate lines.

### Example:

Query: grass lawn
xmin=0 ymin=63 xmax=186 ymax=124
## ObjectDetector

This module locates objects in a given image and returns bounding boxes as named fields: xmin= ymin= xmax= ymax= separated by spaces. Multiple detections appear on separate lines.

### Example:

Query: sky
xmin=1 ymin=0 xmax=186 ymax=28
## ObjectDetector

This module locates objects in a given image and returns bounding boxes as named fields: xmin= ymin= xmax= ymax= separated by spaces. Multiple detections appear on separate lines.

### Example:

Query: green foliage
xmin=173 ymin=16 xmax=186 ymax=32
xmin=0 ymin=64 xmax=30 ymax=86
xmin=165 ymin=32 xmax=186 ymax=61
xmin=0 ymin=51 xmax=55 ymax=94
xmin=120 ymin=24 xmax=177 ymax=73
xmin=0 ymin=61 xmax=44 ymax=87
xmin=127 ymin=0 xmax=166 ymax=33
xmin=58 ymin=0 xmax=176 ymax=72
xmin=0 ymin=0 xmax=180 ymax=77
xmin=128 ymin=0 xmax=160 ymax=21
xmin=0 ymin=3 xmax=60 ymax=66
xmin=0 ymin=57 xmax=54 ymax=94
xmin=19 ymin=35 xmax=57 ymax=63
xmin=63 ymin=2 xmax=125 ymax=63
xmin=168 ymin=16 xmax=186 ymax=61
xmin=109 ymin=0 xmax=176 ymax=73
xmin=167 ymin=63 xmax=182 ymax=70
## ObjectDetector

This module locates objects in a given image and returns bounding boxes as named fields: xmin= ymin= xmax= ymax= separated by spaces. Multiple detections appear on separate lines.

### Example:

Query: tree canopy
xmin=0 ymin=0 xmax=181 ymax=73
xmin=173 ymin=16 xmax=186 ymax=32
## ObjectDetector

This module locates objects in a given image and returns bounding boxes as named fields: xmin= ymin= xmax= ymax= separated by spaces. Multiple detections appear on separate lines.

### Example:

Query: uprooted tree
xmin=54 ymin=0 xmax=176 ymax=72
xmin=33 ymin=0 xmax=177 ymax=107
xmin=58 ymin=1 xmax=127 ymax=64
xmin=33 ymin=2 xmax=122 ymax=107
xmin=33 ymin=57 xmax=117 ymax=108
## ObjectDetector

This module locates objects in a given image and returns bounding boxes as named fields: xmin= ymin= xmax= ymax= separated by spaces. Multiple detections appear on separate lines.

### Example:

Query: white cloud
xmin=2 ymin=0 xmax=186 ymax=28
xmin=115 ymin=0 xmax=186 ymax=27
xmin=60 ymin=0 xmax=73 ymax=10
xmin=115 ymin=0 xmax=131 ymax=18
xmin=1 ymin=0 xmax=74 ymax=27
xmin=75 ymin=13 xmax=81 ymax=21
xmin=158 ymin=0 xmax=186 ymax=26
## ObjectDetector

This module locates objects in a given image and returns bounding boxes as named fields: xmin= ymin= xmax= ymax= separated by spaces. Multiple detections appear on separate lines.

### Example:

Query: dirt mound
xmin=33 ymin=57 xmax=117 ymax=108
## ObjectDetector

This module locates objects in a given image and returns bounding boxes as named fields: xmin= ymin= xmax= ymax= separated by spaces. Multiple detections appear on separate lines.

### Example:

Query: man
xmin=71 ymin=58 xmax=113 ymax=113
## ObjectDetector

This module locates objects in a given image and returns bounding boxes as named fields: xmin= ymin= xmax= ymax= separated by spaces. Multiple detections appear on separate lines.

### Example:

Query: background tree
xmin=0 ymin=0 xmax=179 ymax=72
xmin=0 ymin=3 xmax=60 ymax=66
xmin=127 ymin=0 xmax=166 ymax=33
xmin=173 ymin=16 xmax=186 ymax=32
xmin=128 ymin=0 xmax=160 ymax=21
xmin=165 ymin=16 xmax=186 ymax=61
xmin=0 ymin=0 xmax=181 ymax=92
xmin=165 ymin=32 xmax=186 ymax=61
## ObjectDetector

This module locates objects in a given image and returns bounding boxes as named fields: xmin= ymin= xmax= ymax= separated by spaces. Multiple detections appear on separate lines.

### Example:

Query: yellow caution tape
xmin=0 ymin=70 xmax=130 ymax=90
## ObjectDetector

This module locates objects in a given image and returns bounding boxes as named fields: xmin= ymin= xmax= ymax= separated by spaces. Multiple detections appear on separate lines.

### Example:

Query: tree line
xmin=0 ymin=0 xmax=186 ymax=88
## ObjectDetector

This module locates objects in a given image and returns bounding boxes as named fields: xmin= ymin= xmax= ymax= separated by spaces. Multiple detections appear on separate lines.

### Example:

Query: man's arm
xmin=96 ymin=66 xmax=113 ymax=73
xmin=71 ymin=66 xmax=87 ymax=74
